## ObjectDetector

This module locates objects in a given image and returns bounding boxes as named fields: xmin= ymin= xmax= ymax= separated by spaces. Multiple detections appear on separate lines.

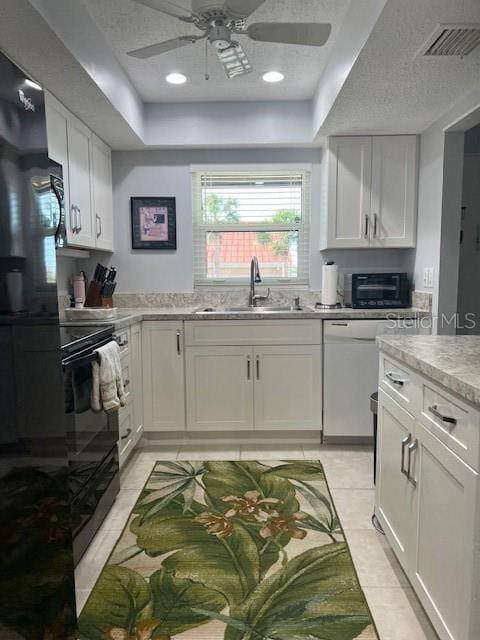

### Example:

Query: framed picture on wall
xmin=131 ymin=196 xmax=177 ymax=250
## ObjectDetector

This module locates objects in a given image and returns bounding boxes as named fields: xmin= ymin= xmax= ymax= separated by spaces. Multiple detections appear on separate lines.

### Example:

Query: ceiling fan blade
xmin=223 ymin=0 xmax=266 ymax=20
xmin=248 ymin=22 xmax=332 ymax=46
xmin=131 ymin=0 xmax=194 ymax=20
xmin=127 ymin=36 xmax=198 ymax=58
xmin=216 ymin=43 xmax=253 ymax=78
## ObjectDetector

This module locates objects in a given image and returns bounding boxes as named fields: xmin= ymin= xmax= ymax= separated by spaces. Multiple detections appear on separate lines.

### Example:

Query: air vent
xmin=416 ymin=23 xmax=480 ymax=58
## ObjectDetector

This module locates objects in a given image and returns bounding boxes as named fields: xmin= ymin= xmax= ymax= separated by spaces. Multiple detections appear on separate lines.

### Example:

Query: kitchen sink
xmin=195 ymin=306 xmax=304 ymax=314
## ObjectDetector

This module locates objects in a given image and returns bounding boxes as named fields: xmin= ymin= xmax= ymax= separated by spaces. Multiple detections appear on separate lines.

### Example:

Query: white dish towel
xmin=91 ymin=340 xmax=126 ymax=413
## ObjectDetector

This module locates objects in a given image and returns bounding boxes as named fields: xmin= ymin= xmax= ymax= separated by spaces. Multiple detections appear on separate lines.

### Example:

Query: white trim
xmin=190 ymin=163 xmax=313 ymax=173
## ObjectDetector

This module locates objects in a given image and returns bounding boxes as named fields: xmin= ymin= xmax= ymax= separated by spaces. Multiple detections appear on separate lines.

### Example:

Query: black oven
xmin=345 ymin=273 xmax=410 ymax=309
xmin=61 ymin=326 xmax=120 ymax=565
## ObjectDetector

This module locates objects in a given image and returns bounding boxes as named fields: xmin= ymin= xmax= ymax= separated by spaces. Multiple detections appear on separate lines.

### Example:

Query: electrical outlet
xmin=423 ymin=267 xmax=434 ymax=288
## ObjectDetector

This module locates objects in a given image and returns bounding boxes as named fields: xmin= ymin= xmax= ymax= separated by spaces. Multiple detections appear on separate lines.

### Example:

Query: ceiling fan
xmin=127 ymin=0 xmax=332 ymax=79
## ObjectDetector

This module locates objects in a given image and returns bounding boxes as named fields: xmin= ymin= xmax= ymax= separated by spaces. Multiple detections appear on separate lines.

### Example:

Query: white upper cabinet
xmin=45 ymin=91 xmax=113 ymax=251
xmin=371 ymin=136 xmax=418 ymax=247
xmin=326 ymin=136 xmax=372 ymax=248
xmin=323 ymin=135 xmax=418 ymax=249
xmin=91 ymin=134 xmax=114 ymax=251
xmin=67 ymin=115 xmax=94 ymax=248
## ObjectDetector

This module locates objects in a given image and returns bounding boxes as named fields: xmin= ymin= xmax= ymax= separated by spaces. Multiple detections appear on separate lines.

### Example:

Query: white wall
xmin=414 ymin=84 xmax=480 ymax=329
xmin=103 ymin=147 xmax=413 ymax=294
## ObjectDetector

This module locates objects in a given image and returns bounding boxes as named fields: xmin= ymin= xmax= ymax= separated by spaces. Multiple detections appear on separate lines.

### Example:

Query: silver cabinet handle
xmin=256 ymin=355 xmax=260 ymax=380
xmin=247 ymin=355 xmax=251 ymax=380
xmin=176 ymin=330 xmax=181 ymax=355
xmin=401 ymin=433 xmax=412 ymax=477
xmin=123 ymin=379 xmax=130 ymax=388
xmin=386 ymin=371 xmax=408 ymax=386
xmin=71 ymin=204 xmax=78 ymax=233
xmin=96 ymin=213 xmax=102 ymax=238
xmin=364 ymin=214 xmax=369 ymax=239
xmin=331 ymin=322 xmax=348 ymax=326
xmin=428 ymin=404 xmax=457 ymax=426
xmin=373 ymin=212 xmax=378 ymax=238
xmin=115 ymin=336 xmax=128 ymax=347
xmin=121 ymin=428 xmax=132 ymax=441
xmin=407 ymin=439 xmax=418 ymax=487
xmin=77 ymin=206 xmax=82 ymax=232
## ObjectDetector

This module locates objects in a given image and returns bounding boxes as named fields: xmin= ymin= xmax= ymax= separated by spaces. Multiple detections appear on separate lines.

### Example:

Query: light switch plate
xmin=423 ymin=267 xmax=434 ymax=288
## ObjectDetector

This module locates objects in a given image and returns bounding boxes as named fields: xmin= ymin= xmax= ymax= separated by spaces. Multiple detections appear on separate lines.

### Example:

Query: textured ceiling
xmin=319 ymin=0 xmax=480 ymax=136
xmin=83 ymin=0 xmax=350 ymax=103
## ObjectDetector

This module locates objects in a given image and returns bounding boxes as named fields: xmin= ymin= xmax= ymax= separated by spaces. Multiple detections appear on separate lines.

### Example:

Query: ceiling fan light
xmin=262 ymin=71 xmax=284 ymax=83
xmin=217 ymin=45 xmax=252 ymax=79
xmin=165 ymin=72 xmax=188 ymax=84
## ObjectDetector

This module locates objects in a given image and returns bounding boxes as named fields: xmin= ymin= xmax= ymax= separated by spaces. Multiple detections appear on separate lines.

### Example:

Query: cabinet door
xmin=253 ymin=345 xmax=322 ymax=431
xmin=326 ymin=137 xmax=372 ymax=248
xmin=186 ymin=346 xmax=254 ymax=431
xmin=142 ymin=322 xmax=185 ymax=432
xmin=67 ymin=116 xmax=94 ymax=248
xmin=91 ymin=134 xmax=114 ymax=251
xmin=44 ymin=92 xmax=74 ymax=242
xmin=130 ymin=324 xmax=144 ymax=445
xmin=375 ymin=389 xmax=416 ymax=572
xmin=411 ymin=424 xmax=478 ymax=640
xmin=371 ymin=136 xmax=417 ymax=247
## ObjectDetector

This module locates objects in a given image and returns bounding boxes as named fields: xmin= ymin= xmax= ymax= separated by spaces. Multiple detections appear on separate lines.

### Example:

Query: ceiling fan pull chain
xmin=205 ymin=38 xmax=210 ymax=81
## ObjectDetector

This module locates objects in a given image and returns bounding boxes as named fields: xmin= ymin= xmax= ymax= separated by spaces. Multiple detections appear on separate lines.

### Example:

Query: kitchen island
xmin=375 ymin=333 xmax=480 ymax=640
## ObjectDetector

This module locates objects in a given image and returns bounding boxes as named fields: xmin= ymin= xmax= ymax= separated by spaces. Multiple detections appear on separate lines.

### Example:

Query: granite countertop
xmin=60 ymin=306 xmax=428 ymax=330
xmin=377 ymin=335 xmax=480 ymax=408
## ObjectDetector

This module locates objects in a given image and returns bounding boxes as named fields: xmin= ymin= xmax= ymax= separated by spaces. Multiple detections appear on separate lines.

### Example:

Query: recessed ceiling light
xmin=166 ymin=72 xmax=187 ymax=85
xmin=262 ymin=71 xmax=284 ymax=83
xmin=25 ymin=78 xmax=42 ymax=91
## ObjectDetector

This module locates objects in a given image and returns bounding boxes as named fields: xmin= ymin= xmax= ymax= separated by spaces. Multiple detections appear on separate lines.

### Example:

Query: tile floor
xmin=75 ymin=443 xmax=439 ymax=640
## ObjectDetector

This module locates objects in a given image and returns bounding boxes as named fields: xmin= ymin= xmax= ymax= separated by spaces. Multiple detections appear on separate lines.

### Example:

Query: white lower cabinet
xmin=376 ymin=390 xmax=416 ymax=569
xmin=184 ymin=320 xmax=322 ymax=432
xmin=376 ymin=353 xmax=480 ymax=640
xmin=412 ymin=423 xmax=479 ymax=640
xmin=186 ymin=346 xmax=254 ymax=431
xmin=142 ymin=321 xmax=185 ymax=432
xmin=130 ymin=323 xmax=144 ymax=445
xmin=253 ymin=345 xmax=322 ymax=430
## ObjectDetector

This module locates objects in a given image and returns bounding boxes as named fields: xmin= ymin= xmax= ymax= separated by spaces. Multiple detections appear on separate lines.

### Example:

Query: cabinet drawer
xmin=420 ymin=381 xmax=480 ymax=471
xmin=114 ymin=329 xmax=130 ymax=356
xmin=120 ymin=353 xmax=132 ymax=407
xmin=185 ymin=320 xmax=322 ymax=346
xmin=379 ymin=353 xmax=420 ymax=414
xmin=118 ymin=406 xmax=134 ymax=468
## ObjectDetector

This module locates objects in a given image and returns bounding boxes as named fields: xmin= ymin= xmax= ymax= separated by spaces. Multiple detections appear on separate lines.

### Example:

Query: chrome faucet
xmin=249 ymin=256 xmax=270 ymax=307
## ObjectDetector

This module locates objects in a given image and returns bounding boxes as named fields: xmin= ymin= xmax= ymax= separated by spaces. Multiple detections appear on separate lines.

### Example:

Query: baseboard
xmin=323 ymin=436 xmax=374 ymax=445
xmin=141 ymin=430 xmax=323 ymax=447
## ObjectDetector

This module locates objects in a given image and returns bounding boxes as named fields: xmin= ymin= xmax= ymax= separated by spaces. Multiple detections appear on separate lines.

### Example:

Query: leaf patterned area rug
xmin=78 ymin=460 xmax=378 ymax=640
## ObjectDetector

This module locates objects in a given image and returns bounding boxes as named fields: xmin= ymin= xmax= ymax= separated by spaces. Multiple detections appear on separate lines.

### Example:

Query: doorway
xmin=457 ymin=124 xmax=480 ymax=334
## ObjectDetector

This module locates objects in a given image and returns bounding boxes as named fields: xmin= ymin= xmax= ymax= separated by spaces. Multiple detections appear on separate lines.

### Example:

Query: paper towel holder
xmin=318 ymin=260 xmax=342 ymax=309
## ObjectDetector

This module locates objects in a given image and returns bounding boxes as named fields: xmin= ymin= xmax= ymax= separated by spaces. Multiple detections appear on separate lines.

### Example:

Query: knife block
xmin=100 ymin=296 xmax=114 ymax=308
xmin=85 ymin=281 xmax=103 ymax=308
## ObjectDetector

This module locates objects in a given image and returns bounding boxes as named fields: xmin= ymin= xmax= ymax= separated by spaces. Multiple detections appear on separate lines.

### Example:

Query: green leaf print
xmin=149 ymin=568 xmax=227 ymax=636
xmin=130 ymin=500 xmax=261 ymax=606
xmin=202 ymin=462 xmax=299 ymax=515
xmin=262 ymin=461 xmax=326 ymax=481
xmin=78 ymin=566 xmax=153 ymax=640
xmin=224 ymin=542 xmax=372 ymax=640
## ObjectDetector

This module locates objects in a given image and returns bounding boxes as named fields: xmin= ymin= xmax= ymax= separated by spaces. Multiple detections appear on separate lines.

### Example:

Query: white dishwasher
xmin=323 ymin=319 xmax=397 ymax=442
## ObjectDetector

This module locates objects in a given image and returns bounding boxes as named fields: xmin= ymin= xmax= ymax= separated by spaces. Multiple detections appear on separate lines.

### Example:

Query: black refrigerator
xmin=0 ymin=51 xmax=77 ymax=638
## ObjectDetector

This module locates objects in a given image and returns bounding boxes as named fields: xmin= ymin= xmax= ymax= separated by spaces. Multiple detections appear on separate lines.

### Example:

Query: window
xmin=193 ymin=169 xmax=310 ymax=285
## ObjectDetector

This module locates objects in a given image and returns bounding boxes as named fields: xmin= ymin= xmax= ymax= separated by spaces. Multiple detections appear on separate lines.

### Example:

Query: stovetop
xmin=60 ymin=324 xmax=114 ymax=357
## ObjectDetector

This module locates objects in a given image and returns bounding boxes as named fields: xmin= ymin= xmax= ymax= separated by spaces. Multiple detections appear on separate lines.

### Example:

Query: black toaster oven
xmin=344 ymin=273 xmax=410 ymax=309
